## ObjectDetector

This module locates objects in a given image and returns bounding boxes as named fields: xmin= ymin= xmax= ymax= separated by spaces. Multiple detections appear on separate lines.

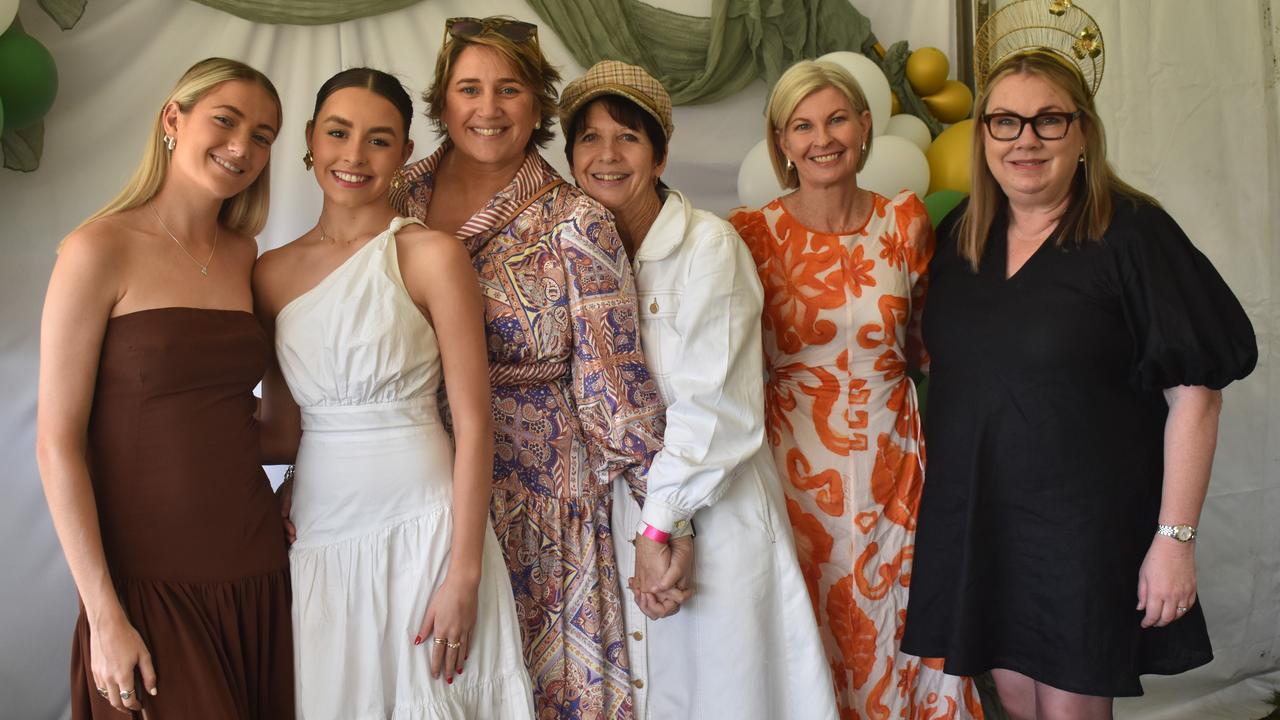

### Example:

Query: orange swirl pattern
xmin=731 ymin=192 xmax=980 ymax=720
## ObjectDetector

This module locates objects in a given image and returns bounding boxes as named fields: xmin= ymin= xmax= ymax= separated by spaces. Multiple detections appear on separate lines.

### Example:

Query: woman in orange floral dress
xmin=730 ymin=60 xmax=982 ymax=720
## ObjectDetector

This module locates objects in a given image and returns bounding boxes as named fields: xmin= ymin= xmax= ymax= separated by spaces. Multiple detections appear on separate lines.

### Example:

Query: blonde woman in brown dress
xmin=35 ymin=58 xmax=293 ymax=719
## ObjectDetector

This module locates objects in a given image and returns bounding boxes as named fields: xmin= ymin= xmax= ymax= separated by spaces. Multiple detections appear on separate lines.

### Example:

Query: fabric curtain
xmin=525 ymin=0 xmax=877 ymax=105
xmin=187 ymin=0 xmax=423 ymax=25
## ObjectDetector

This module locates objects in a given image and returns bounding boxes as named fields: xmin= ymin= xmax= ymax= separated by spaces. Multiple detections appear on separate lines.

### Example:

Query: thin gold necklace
xmin=149 ymin=201 xmax=218 ymax=277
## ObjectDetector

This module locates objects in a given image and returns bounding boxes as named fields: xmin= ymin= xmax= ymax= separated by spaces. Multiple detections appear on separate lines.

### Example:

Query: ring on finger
xmin=446 ymin=640 xmax=461 ymax=650
xmin=96 ymin=686 xmax=109 ymax=699
xmin=432 ymin=637 xmax=448 ymax=646
xmin=120 ymin=689 xmax=135 ymax=701
xmin=1176 ymin=606 xmax=1188 ymax=613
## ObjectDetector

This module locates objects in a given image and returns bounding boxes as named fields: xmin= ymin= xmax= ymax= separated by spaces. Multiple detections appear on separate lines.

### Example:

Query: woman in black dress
xmin=900 ymin=50 xmax=1256 ymax=718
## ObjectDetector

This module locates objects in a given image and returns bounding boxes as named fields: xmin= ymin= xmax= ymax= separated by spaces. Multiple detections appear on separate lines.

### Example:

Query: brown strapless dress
xmin=70 ymin=307 xmax=293 ymax=719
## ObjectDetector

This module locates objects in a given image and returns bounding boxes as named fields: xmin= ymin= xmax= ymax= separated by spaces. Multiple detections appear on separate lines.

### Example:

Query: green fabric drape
xmin=188 ymin=0 xmax=422 ymax=25
xmin=527 ymin=0 xmax=878 ymax=105
xmin=526 ymin=0 xmax=941 ymax=133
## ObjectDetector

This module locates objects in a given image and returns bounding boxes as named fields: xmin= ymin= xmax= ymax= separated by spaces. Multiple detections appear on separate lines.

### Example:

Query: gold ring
xmin=432 ymin=637 xmax=448 ymax=645
xmin=447 ymin=640 xmax=461 ymax=650
xmin=96 ymin=687 xmax=108 ymax=699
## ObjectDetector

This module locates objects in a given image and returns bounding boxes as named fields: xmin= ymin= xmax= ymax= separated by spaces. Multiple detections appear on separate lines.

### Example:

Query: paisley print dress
xmin=731 ymin=191 xmax=982 ymax=720
xmin=395 ymin=147 xmax=665 ymax=719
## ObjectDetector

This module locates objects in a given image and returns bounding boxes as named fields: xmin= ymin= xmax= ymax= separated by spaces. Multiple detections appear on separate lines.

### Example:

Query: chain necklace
xmin=149 ymin=202 xmax=218 ymax=277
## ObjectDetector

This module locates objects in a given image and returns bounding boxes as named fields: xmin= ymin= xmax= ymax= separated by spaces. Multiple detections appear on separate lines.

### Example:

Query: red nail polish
xmin=456 ymin=668 xmax=463 ymax=675
xmin=414 ymin=635 xmax=422 ymax=646
xmin=446 ymin=677 xmax=453 ymax=685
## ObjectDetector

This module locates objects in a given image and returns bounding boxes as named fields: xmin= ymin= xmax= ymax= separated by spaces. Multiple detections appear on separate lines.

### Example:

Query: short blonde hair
xmin=79 ymin=57 xmax=281 ymax=237
xmin=423 ymin=17 xmax=560 ymax=150
xmin=958 ymin=50 xmax=1155 ymax=270
xmin=765 ymin=60 xmax=873 ymax=189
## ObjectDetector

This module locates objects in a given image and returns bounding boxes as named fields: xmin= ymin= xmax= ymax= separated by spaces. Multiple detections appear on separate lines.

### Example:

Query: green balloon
xmin=923 ymin=189 xmax=967 ymax=229
xmin=0 ymin=25 xmax=58 ymax=131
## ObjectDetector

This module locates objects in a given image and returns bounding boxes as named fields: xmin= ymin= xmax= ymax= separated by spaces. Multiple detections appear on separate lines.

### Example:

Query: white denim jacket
xmin=615 ymin=190 xmax=837 ymax=719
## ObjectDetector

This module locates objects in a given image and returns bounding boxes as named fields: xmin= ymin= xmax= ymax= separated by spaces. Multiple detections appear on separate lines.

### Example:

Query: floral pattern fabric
xmin=395 ymin=147 xmax=666 ymax=719
xmin=731 ymin=192 xmax=982 ymax=720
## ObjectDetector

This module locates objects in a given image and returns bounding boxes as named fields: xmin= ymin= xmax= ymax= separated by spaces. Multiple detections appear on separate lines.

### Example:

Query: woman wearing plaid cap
xmin=560 ymin=60 xmax=838 ymax=720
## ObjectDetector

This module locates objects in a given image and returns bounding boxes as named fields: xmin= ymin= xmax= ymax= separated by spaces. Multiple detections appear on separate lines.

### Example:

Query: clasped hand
xmin=628 ymin=534 xmax=694 ymax=620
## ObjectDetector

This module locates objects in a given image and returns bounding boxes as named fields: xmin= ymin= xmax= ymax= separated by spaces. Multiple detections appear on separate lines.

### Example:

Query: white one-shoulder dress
xmin=276 ymin=217 xmax=534 ymax=720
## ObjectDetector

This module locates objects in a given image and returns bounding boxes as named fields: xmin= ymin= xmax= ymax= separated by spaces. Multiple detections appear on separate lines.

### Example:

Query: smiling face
xmin=440 ymin=45 xmax=539 ymax=167
xmin=306 ymin=86 xmax=412 ymax=208
xmin=569 ymin=100 xmax=666 ymax=216
xmin=164 ymin=79 xmax=279 ymax=199
xmin=776 ymin=85 xmax=869 ymax=190
xmin=982 ymin=72 xmax=1086 ymax=206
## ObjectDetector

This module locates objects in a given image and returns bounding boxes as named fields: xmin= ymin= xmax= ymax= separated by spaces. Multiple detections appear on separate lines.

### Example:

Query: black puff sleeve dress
xmin=901 ymin=194 xmax=1257 ymax=696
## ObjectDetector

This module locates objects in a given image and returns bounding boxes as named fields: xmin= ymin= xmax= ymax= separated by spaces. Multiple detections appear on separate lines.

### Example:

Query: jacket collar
xmin=635 ymin=189 xmax=692 ymax=262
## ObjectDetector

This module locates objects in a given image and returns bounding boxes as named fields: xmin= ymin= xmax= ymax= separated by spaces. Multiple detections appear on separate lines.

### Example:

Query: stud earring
xmin=535 ymin=120 xmax=542 ymax=130
xmin=303 ymin=150 xmax=314 ymax=170
xmin=163 ymin=134 xmax=176 ymax=152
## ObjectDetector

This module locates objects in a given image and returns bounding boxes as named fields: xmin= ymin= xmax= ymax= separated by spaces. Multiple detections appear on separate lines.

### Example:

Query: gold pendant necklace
xmin=149 ymin=202 xmax=218 ymax=276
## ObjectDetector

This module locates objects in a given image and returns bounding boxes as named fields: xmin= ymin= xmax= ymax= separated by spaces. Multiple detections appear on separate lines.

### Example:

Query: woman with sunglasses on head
xmin=392 ymin=18 xmax=666 ymax=719
xmin=255 ymin=68 xmax=534 ymax=719
xmin=36 ymin=58 xmax=293 ymax=718
xmin=558 ymin=60 xmax=839 ymax=720
xmin=901 ymin=7 xmax=1256 ymax=717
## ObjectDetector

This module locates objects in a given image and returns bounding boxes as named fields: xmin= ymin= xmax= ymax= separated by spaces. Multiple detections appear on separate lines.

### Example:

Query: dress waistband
xmin=489 ymin=360 xmax=569 ymax=387
xmin=300 ymin=397 xmax=439 ymax=432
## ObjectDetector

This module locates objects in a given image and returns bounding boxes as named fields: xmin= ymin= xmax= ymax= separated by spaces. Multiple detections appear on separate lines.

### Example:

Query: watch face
xmin=1175 ymin=525 xmax=1194 ymax=542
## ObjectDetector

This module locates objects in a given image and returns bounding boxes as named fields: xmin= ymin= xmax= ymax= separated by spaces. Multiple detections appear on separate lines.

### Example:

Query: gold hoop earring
xmin=303 ymin=150 xmax=314 ymax=170
xmin=163 ymin=135 xmax=176 ymax=152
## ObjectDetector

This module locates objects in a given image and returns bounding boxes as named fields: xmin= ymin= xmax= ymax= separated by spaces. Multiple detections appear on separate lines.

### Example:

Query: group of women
xmin=36 ymin=10 xmax=1256 ymax=720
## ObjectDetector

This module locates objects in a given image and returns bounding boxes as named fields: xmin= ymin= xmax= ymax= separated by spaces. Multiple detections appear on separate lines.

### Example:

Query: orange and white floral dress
xmin=731 ymin=191 xmax=982 ymax=720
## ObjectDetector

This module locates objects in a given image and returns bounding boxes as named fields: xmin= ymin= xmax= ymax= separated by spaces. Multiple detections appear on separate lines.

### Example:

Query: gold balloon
xmin=923 ymin=80 xmax=974 ymax=124
xmin=926 ymin=119 xmax=974 ymax=195
xmin=890 ymin=91 xmax=901 ymax=116
xmin=906 ymin=47 xmax=949 ymax=96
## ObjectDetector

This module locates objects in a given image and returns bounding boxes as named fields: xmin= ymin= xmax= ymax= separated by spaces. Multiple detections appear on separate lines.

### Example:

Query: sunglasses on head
xmin=445 ymin=17 xmax=539 ymax=44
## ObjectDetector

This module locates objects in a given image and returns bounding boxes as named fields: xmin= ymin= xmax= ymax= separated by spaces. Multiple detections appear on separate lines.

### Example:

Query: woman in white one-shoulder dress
xmin=254 ymin=68 xmax=533 ymax=720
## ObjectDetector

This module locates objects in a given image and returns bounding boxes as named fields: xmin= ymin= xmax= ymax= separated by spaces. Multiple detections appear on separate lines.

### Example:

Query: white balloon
xmin=818 ymin=51 xmax=891 ymax=137
xmin=884 ymin=113 xmax=933 ymax=153
xmin=736 ymin=138 xmax=783 ymax=209
xmin=857 ymin=135 xmax=930 ymax=199
xmin=0 ymin=0 xmax=17 ymax=33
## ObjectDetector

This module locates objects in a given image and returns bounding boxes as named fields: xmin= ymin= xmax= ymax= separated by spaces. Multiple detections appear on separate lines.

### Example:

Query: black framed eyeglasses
xmin=444 ymin=17 xmax=539 ymax=45
xmin=981 ymin=110 xmax=1083 ymax=141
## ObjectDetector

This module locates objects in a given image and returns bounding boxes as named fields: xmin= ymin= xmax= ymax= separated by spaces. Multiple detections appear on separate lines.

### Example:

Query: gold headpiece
xmin=974 ymin=0 xmax=1105 ymax=97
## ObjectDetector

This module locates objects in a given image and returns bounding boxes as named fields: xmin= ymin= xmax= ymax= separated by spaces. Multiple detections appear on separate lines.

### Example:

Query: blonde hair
xmin=79 ymin=57 xmax=281 ymax=237
xmin=423 ymin=17 xmax=560 ymax=149
xmin=958 ymin=50 xmax=1155 ymax=270
xmin=765 ymin=60 xmax=873 ymax=189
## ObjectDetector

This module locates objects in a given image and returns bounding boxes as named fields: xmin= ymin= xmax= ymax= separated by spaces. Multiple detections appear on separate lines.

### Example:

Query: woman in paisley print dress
xmin=729 ymin=59 xmax=982 ymax=720
xmin=391 ymin=17 xmax=666 ymax=720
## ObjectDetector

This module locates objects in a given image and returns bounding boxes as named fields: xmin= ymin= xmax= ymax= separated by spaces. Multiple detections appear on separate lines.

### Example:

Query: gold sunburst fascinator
xmin=975 ymin=0 xmax=1105 ymax=97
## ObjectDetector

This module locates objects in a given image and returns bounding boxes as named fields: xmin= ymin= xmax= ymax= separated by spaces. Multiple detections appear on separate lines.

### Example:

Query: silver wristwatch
xmin=1156 ymin=523 xmax=1197 ymax=543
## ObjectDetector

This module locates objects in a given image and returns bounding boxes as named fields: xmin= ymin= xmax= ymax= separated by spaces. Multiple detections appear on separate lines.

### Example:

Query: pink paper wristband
xmin=641 ymin=522 xmax=671 ymax=544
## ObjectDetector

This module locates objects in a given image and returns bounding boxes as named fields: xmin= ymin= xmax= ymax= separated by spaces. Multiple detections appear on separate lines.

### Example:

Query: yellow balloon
xmin=906 ymin=47 xmax=949 ymax=96
xmin=890 ymin=91 xmax=901 ymax=116
xmin=923 ymin=80 xmax=974 ymax=124
xmin=926 ymin=119 xmax=974 ymax=195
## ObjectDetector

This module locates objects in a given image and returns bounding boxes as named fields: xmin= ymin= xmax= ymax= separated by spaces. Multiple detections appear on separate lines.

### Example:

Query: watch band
xmin=1156 ymin=523 xmax=1197 ymax=542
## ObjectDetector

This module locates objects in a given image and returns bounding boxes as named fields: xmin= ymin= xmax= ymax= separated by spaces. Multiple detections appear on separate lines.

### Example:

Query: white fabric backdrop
xmin=0 ymin=1 xmax=1275 ymax=718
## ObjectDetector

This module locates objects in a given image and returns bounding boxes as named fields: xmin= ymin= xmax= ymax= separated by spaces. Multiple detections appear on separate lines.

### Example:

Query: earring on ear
xmin=163 ymin=135 xmax=176 ymax=152
xmin=786 ymin=158 xmax=795 ymax=172
xmin=303 ymin=150 xmax=314 ymax=170
xmin=534 ymin=120 xmax=542 ymax=130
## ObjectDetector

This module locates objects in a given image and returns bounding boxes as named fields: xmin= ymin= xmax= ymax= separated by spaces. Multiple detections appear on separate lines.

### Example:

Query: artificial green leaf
xmin=38 ymin=0 xmax=88 ymax=30
xmin=2 ymin=120 xmax=45 ymax=172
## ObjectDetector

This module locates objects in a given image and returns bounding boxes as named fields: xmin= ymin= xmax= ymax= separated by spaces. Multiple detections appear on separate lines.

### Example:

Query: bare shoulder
xmin=252 ymin=233 xmax=310 ymax=313
xmin=395 ymin=222 xmax=471 ymax=269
